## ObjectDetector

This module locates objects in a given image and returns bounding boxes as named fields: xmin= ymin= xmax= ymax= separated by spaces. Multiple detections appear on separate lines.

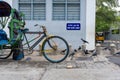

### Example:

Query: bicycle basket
xmin=0 ymin=1 xmax=11 ymax=17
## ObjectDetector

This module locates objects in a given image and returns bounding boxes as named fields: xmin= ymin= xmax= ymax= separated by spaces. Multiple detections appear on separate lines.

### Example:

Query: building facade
xmin=3 ymin=0 xmax=96 ymax=50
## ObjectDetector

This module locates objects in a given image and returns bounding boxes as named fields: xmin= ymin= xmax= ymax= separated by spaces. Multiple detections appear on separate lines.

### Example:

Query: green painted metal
xmin=0 ymin=8 xmax=25 ymax=47
xmin=8 ymin=9 xmax=25 ymax=46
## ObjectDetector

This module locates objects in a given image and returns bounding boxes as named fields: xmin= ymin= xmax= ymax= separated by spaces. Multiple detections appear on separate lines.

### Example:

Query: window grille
xmin=53 ymin=0 xmax=80 ymax=20
xmin=19 ymin=0 xmax=46 ymax=20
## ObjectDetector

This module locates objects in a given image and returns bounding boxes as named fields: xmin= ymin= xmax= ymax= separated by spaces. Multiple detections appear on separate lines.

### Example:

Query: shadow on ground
xmin=107 ymin=55 xmax=120 ymax=66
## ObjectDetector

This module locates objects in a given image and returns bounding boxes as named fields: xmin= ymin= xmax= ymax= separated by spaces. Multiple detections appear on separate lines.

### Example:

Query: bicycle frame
xmin=23 ymin=31 xmax=46 ymax=50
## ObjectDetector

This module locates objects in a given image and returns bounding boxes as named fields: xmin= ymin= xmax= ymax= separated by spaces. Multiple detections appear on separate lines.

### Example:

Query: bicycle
xmin=23 ymin=24 xmax=69 ymax=63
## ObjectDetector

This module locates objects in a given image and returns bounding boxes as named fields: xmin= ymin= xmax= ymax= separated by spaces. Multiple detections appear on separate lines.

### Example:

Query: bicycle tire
xmin=0 ymin=48 xmax=13 ymax=59
xmin=0 ymin=40 xmax=23 ymax=59
xmin=42 ymin=36 xmax=69 ymax=63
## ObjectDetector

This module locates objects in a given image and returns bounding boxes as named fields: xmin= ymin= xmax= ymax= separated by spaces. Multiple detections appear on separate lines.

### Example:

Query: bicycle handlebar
xmin=34 ymin=24 xmax=47 ymax=32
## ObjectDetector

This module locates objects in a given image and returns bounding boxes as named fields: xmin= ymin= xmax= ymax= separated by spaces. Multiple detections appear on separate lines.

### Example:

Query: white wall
xmin=86 ymin=0 xmax=96 ymax=50
xmin=4 ymin=0 xmax=96 ymax=50
xmin=22 ymin=0 xmax=87 ymax=49
xmin=3 ymin=0 xmax=12 ymax=5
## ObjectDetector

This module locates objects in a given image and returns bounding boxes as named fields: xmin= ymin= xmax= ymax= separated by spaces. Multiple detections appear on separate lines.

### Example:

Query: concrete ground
xmin=0 ymin=49 xmax=120 ymax=80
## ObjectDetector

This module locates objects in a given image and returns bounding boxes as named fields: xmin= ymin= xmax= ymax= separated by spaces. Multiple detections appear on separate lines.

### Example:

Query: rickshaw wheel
xmin=0 ymin=48 xmax=13 ymax=59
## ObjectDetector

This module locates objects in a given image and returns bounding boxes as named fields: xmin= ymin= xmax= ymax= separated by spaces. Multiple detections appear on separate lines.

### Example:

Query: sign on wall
xmin=66 ymin=23 xmax=80 ymax=30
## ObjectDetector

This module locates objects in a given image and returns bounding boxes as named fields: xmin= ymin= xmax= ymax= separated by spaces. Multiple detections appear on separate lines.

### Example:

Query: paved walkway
xmin=0 ymin=50 xmax=120 ymax=80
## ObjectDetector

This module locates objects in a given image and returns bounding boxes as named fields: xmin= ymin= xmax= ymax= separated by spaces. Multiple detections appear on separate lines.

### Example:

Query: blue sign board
xmin=66 ymin=23 xmax=80 ymax=30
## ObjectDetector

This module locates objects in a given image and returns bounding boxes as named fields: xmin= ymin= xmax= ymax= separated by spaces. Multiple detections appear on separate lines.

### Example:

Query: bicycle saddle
xmin=21 ymin=28 xmax=29 ymax=33
xmin=81 ymin=38 xmax=89 ymax=44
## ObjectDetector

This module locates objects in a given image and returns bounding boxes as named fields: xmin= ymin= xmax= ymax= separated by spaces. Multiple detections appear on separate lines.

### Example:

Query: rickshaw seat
xmin=0 ymin=29 xmax=8 ymax=45
xmin=21 ymin=28 xmax=29 ymax=33
xmin=0 ymin=40 xmax=8 ymax=45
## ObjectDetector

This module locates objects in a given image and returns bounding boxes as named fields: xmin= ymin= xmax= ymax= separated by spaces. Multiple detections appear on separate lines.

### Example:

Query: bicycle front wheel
xmin=42 ymin=36 xmax=69 ymax=63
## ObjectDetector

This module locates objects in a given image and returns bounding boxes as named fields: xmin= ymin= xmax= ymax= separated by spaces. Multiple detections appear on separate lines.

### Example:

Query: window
xmin=52 ymin=0 xmax=80 ymax=20
xmin=53 ymin=3 xmax=65 ymax=20
xmin=18 ymin=0 xmax=46 ymax=20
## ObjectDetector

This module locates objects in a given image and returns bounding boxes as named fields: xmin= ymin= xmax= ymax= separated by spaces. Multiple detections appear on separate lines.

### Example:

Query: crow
xmin=90 ymin=50 xmax=97 ymax=57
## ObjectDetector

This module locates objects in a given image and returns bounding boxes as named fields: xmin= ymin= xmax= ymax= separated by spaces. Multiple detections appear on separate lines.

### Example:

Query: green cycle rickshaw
xmin=0 ymin=1 xmax=25 ymax=60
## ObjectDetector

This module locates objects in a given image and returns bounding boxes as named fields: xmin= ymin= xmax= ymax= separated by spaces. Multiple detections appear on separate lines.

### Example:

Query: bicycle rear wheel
xmin=42 ymin=36 xmax=69 ymax=63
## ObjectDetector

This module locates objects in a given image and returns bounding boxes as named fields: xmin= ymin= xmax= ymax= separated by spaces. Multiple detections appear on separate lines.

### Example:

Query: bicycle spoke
xmin=42 ymin=36 xmax=69 ymax=63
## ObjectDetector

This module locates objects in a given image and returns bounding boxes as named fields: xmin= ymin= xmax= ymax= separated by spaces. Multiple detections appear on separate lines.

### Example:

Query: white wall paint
xmin=2 ymin=0 xmax=96 ymax=50
xmin=23 ymin=0 xmax=87 ymax=49
xmin=3 ymin=0 xmax=12 ymax=6
xmin=86 ymin=0 xmax=96 ymax=50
